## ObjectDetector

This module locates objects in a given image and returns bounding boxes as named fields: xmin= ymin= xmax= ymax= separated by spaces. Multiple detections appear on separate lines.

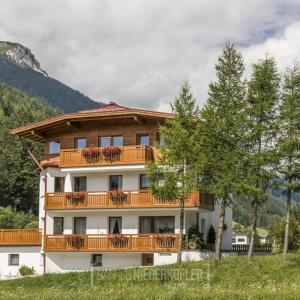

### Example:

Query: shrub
xmin=19 ymin=265 xmax=35 ymax=276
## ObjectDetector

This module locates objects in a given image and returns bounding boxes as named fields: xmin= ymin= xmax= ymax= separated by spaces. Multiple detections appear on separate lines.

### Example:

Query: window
xmin=109 ymin=217 xmax=122 ymax=234
xmin=237 ymin=238 xmax=245 ymax=242
xmin=91 ymin=254 xmax=102 ymax=267
xmin=113 ymin=136 xmax=123 ymax=146
xmin=109 ymin=175 xmax=122 ymax=191
xmin=8 ymin=254 xmax=19 ymax=266
xmin=232 ymin=238 xmax=236 ymax=243
xmin=74 ymin=137 xmax=86 ymax=149
xmin=74 ymin=217 xmax=86 ymax=234
xmin=53 ymin=217 xmax=64 ymax=234
xmin=156 ymin=133 xmax=165 ymax=146
xmin=54 ymin=177 xmax=65 ymax=193
xmin=137 ymin=134 xmax=149 ymax=146
xmin=99 ymin=136 xmax=123 ymax=147
xmin=139 ymin=216 xmax=175 ymax=234
xmin=140 ymin=174 xmax=149 ymax=190
xmin=74 ymin=177 xmax=87 ymax=192
xmin=49 ymin=141 xmax=60 ymax=154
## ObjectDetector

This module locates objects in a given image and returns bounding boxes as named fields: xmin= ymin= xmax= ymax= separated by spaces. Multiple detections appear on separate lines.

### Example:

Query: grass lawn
xmin=0 ymin=253 xmax=300 ymax=300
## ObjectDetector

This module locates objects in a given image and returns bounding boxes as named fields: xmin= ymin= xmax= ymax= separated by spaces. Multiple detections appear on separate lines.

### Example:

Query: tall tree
xmin=276 ymin=64 xmax=300 ymax=258
xmin=195 ymin=43 xmax=246 ymax=259
xmin=242 ymin=56 xmax=280 ymax=258
xmin=147 ymin=81 xmax=199 ymax=263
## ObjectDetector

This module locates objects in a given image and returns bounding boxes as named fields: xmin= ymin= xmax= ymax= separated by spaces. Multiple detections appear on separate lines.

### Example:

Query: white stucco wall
xmin=46 ymin=210 xmax=182 ymax=235
xmin=0 ymin=246 xmax=43 ymax=279
xmin=46 ymin=252 xmax=142 ymax=273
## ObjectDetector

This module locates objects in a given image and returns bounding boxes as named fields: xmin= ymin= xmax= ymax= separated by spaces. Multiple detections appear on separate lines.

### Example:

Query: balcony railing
xmin=44 ymin=234 xmax=179 ymax=252
xmin=45 ymin=191 xmax=214 ymax=210
xmin=0 ymin=229 xmax=42 ymax=246
xmin=59 ymin=145 xmax=153 ymax=168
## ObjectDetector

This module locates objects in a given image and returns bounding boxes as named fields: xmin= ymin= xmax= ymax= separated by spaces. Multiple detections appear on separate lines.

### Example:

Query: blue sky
xmin=0 ymin=0 xmax=300 ymax=111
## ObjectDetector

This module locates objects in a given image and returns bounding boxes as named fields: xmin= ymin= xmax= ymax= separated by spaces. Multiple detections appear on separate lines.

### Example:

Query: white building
xmin=0 ymin=102 xmax=232 ymax=276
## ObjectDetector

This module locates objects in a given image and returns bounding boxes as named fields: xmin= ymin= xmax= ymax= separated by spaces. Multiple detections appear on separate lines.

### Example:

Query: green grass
xmin=1 ymin=253 xmax=300 ymax=299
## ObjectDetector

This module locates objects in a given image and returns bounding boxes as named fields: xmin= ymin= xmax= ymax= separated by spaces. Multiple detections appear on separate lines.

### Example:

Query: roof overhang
xmin=11 ymin=109 xmax=174 ymax=142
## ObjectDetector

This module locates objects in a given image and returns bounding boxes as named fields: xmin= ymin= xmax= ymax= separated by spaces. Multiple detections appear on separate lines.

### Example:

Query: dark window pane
xmin=100 ymin=137 xmax=111 ymax=148
xmin=139 ymin=216 xmax=175 ymax=234
xmin=53 ymin=217 xmax=64 ymax=234
xmin=109 ymin=217 xmax=122 ymax=234
xmin=49 ymin=141 xmax=60 ymax=154
xmin=74 ymin=138 xmax=86 ymax=149
xmin=113 ymin=136 xmax=123 ymax=146
xmin=9 ymin=254 xmax=19 ymax=266
xmin=91 ymin=254 xmax=102 ymax=267
xmin=54 ymin=177 xmax=65 ymax=193
xmin=157 ymin=133 xmax=165 ymax=146
xmin=137 ymin=134 xmax=149 ymax=146
xmin=74 ymin=177 xmax=87 ymax=192
xmin=140 ymin=174 xmax=149 ymax=190
xmin=74 ymin=217 xmax=86 ymax=234
xmin=109 ymin=175 xmax=122 ymax=190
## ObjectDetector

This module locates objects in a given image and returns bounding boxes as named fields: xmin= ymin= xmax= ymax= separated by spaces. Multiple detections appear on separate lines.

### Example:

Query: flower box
xmin=109 ymin=191 xmax=128 ymax=204
xmin=66 ymin=193 xmax=85 ymax=206
xmin=154 ymin=234 xmax=176 ymax=248
xmin=102 ymin=147 xmax=121 ymax=161
xmin=109 ymin=234 xmax=129 ymax=248
xmin=65 ymin=235 xmax=85 ymax=249
xmin=82 ymin=147 xmax=100 ymax=163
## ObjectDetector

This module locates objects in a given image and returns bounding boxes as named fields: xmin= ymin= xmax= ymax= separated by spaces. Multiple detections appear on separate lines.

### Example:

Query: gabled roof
xmin=11 ymin=102 xmax=173 ymax=142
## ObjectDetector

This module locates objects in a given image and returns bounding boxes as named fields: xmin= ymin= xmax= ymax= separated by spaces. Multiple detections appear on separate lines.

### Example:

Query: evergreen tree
xmin=195 ymin=43 xmax=246 ymax=259
xmin=0 ymin=83 xmax=59 ymax=213
xmin=147 ymin=81 xmax=199 ymax=263
xmin=276 ymin=64 xmax=300 ymax=258
xmin=241 ymin=56 xmax=280 ymax=258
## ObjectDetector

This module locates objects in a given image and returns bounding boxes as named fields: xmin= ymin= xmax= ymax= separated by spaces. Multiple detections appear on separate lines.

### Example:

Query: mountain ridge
xmin=0 ymin=41 xmax=101 ymax=112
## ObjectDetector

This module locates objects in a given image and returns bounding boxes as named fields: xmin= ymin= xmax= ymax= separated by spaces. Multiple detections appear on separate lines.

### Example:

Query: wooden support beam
xmin=133 ymin=116 xmax=144 ymax=125
xmin=66 ymin=121 xmax=80 ymax=129
xmin=31 ymin=130 xmax=45 ymax=139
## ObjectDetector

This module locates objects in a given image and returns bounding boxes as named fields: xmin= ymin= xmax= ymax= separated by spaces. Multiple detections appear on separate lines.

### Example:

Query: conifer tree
xmin=147 ymin=81 xmax=199 ymax=263
xmin=242 ymin=56 xmax=280 ymax=258
xmin=195 ymin=43 xmax=246 ymax=259
xmin=276 ymin=64 xmax=300 ymax=258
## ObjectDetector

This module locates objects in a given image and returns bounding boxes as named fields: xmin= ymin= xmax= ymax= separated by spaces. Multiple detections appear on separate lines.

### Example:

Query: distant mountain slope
xmin=0 ymin=41 xmax=101 ymax=112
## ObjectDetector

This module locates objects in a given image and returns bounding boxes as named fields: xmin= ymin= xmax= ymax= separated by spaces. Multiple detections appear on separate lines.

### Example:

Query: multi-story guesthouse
xmin=0 ymin=102 xmax=232 ymax=277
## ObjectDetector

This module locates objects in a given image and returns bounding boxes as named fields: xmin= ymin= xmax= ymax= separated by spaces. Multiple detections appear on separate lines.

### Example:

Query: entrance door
xmin=142 ymin=254 xmax=154 ymax=266
xmin=74 ymin=217 xmax=86 ymax=234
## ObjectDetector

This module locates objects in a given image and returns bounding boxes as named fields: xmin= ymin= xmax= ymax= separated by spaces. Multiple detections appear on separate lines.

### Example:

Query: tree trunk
xmin=283 ymin=188 xmax=292 ymax=258
xmin=215 ymin=197 xmax=226 ymax=260
xmin=177 ymin=200 xmax=184 ymax=264
xmin=248 ymin=201 xmax=258 ymax=258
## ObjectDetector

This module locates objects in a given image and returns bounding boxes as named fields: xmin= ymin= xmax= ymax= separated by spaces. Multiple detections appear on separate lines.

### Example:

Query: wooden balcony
xmin=44 ymin=234 xmax=179 ymax=252
xmin=59 ymin=145 xmax=154 ymax=168
xmin=0 ymin=229 xmax=42 ymax=246
xmin=45 ymin=191 xmax=214 ymax=210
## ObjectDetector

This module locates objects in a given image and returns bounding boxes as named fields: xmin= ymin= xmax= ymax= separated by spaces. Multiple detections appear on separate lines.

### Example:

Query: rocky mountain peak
xmin=0 ymin=41 xmax=48 ymax=76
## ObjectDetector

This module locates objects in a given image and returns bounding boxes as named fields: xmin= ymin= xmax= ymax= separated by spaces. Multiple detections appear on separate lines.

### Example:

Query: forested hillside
xmin=0 ymin=83 xmax=59 ymax=214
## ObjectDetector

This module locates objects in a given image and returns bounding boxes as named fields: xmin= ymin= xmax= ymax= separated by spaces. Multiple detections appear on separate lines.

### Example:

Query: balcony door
xmin=109 ymin=217 xmax=122 ymax=234
xmin=139 ymin=216 xmax=175 ymax=234
xmin=109 ymin=175 xmax=122 ymax=191
xmin=74 ymin=217 xmax=86 ymax=234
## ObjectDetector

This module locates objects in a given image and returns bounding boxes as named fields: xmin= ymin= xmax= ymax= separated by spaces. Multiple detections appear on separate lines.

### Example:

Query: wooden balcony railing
xmin=45 ymin=191 xmax=214 ymax=210
xmin=0 ymin=229 xmax=42 ymax=246
xmin=44 ymin=234 xmax=179 ymax=252
xmin=59 ymin=145 xmax=153 ymax=168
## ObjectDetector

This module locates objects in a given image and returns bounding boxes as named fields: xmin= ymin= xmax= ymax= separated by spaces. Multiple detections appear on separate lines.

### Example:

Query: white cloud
xmin=0 ymin=0 xmax=299 ymax=112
